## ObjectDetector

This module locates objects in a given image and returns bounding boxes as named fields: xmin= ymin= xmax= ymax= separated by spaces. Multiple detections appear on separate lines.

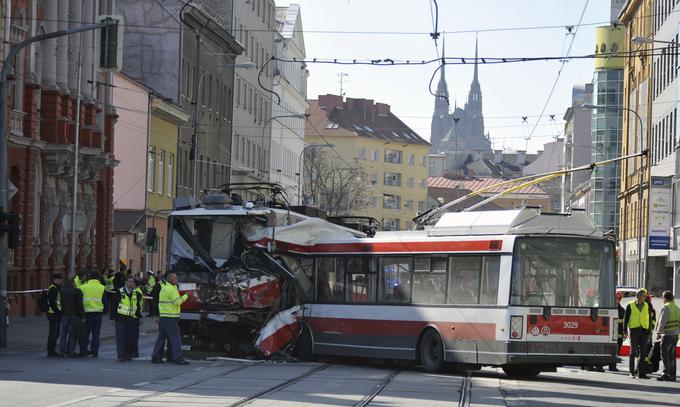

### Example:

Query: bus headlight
xmin=511 ymin=315 xmax=523 ymax=339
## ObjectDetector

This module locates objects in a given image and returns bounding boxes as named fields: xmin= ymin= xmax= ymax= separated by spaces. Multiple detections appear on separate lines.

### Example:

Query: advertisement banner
xmin=649 ymin=176 xmax=673 ymax=250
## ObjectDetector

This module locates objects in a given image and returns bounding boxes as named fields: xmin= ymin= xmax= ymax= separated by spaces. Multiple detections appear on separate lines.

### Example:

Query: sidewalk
xmin=2 ymin=315 xmax=158 ymax=352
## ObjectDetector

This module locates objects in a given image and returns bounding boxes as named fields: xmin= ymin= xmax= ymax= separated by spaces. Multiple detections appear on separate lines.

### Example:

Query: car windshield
xmin=510 ymin=237 xmax=615 ymax=308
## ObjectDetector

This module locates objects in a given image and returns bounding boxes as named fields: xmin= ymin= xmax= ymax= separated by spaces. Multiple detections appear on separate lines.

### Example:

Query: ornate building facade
xmin=6 ymin=0 xmax=118 ymax=316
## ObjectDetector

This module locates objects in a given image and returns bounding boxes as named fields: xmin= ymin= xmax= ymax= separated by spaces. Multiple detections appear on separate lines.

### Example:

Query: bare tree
xmin=302 ymin=149 xmax=371 ymax=216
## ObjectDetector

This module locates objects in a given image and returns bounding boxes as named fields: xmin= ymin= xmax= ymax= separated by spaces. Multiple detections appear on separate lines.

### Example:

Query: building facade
xmin=111 ymin=74 xmax=189 ymax=274
xmin=306 ymin=95 xmax=430 ymax=230
xmin=117 ymin=0 xmax=242 ymax=198
xmin=618 ymin=0 xmax=654 ymax=289
xmin=230 ymin=0 xmax=276 ymax=187
xmin=589 ymin=25 xmax=625 ymax=237
xmin=6 ymin=0 xmax=118 ymax=316
xmin=270 ymin=4 xmax=309 ymax=203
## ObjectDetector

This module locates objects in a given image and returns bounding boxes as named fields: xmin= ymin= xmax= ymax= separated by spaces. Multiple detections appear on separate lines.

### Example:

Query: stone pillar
xmin=42 ymin=0 xmax=58 ymax=90
xmin=68 ymin=0 xmax=83 ymax=95
xmin=56 ymin=0 xmax=69 ymax=91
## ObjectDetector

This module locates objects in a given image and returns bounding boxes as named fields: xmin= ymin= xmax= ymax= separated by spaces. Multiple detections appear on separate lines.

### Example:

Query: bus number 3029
xmin=563 ymin=321 xmax=579 ymax=329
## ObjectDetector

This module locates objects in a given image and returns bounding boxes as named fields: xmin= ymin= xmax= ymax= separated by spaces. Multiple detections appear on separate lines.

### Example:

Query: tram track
xmin=227 ymin=363 xmax=331 ymax=406
xmin=458 ymin=371 xmax=472 ymax=407
xmin=354 ymin=368 xmax=402 ymax=407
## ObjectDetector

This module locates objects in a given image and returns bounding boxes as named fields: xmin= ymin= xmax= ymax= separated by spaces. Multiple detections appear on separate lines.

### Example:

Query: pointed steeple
xmin=473 ymin=34 xmax=479 ymax=84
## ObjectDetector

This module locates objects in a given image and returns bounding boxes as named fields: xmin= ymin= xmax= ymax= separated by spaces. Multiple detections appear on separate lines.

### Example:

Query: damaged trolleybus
xmin=168 ymin=187 xmax=617 ymax=378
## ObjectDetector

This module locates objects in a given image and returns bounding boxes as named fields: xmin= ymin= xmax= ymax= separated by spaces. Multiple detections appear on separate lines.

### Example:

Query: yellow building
xmin=305 ymin=95 xmax=430 ymax=230
xmin=618 ymin=0 xmax=653 ymax=286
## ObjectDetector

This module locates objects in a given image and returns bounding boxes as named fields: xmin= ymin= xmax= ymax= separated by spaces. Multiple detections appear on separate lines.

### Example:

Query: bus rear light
xmin=510 ymin=315 xmax=523 ymax=339
xmin=611 ymin=318 xmax=618 ymax=341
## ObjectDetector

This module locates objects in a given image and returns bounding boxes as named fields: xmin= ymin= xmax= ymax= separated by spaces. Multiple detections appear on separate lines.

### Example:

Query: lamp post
xmin=297 ymin=144 xmax=334 ymax=205
xmin=582 ymin=103 xmax=648 ymax=287
xmin=191 ymin=62 xmax=256 ymax=198
xmin=632 ymin=36 xmax=676 ymax=45
xmin=259 ymin=113 xmax=308 ymax=181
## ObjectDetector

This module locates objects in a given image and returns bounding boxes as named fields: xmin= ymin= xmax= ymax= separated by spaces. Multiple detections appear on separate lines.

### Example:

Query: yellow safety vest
xmin=47 ymin=284 xmax=61 ymax=314
xmin=663 ymin=301 xmax=680 ymax=334
xmin=117 ymin=287 xmax=142 ymax=318
xmin=80 ymin=280 xmax=105 ymax=313
xmin=147 ymin=275 xmax=156 ymax=291
xmin=629 ymin=302 xmax=650 ymax=330
xmin=104 ymin=275 xmax=115 ymax=291
xmin=158 ymin=283 xmax=188 ymax=319
xmin=74 ymin=275 xmax=83 ymax=289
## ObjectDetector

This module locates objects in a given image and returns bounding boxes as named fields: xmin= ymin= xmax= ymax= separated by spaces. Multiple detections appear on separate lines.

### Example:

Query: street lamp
xmin=259 ymin=113 xmax=309 ymax=181
xmin=191 ymin=62 xmax=256 ymax=198
xmin=298 ymin=144 xmax=334 ymax=205
xmin=631 ymin=36 xmax=676 ymax=45
xmin=581 ymin=103 xmax=648 ymax=287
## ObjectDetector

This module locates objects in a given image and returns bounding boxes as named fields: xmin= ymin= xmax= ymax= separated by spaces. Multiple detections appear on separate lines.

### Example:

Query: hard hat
xmin=636 ymin=288 xmax=647 ymax=296
xmin=119 ymin=258 xmax=128 ymax=266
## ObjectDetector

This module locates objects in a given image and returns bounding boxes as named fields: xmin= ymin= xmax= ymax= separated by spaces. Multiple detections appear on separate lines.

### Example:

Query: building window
xmin=408 ymin=154 xmax=415 ymax=165
xmin=405 ymin=200 xmax=413 ymax=209
xmin=167 ymin=153 xmax=174 ymax=197
xmin=407 ymin=177 xmax=414 ymax=188
xmin=369 ymin=196 xmax=377 ymax=207
xmin=383 ymin=194 xmax=401 ymax=209
xmin=418 ymin=201 xmax=426 ymax=212
xmin=358 ymin=148 xmax=366 ymax=160
xmin=384 ymin=149 xmax=402 ymax=164
xmin=420 ymin=156 xmax=427 ymax=167
xmin=147 ymin=146 xmax=155 ymax=192
xmin=419 ymin=179 xmax=426 ymax=189
xmin=370 ymin=149 xmax=378 ymax=161
xmin=157 ymin=149 xmax=165 ymax=195
xmin=384 ymin=172 xmax=402 ymax=187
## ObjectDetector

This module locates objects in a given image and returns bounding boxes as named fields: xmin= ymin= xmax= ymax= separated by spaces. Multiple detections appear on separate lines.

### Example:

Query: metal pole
xmin=0 ymin=21 xmax=114 ymax=347
xmin=260 ymin=113 xmax=307 ymax=181
xmin=69 ymin=29 xmax=85 ymax=279
xmin=297 ymin=144 xmax=333 ymax=206
xmin=192 ymin=30 xmax=200 ymax=199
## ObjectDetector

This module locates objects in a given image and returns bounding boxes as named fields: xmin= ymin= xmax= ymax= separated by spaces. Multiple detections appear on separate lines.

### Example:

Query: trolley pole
xmin=0 ymin=21 xmax=114 ymax=348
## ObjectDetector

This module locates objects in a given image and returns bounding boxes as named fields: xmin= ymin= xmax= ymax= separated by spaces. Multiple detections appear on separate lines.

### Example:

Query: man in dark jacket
xmin=609 ymin=291 xmax=626 ymax=371
xmin=46 ymin=274 xmax=63 ymax=357
xmin=59 ymin=278 xmax=86 ymax=357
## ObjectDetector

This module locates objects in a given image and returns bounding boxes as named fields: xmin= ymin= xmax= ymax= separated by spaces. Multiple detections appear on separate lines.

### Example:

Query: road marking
xmin=133 ymin=382 xmax=150 ymax=387
xmin=458 ymin=372 xmax=472 ymax=407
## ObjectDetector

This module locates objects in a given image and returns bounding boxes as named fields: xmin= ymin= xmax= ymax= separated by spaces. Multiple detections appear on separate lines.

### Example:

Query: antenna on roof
xmin=338 ymin=72 xmax=349 ymax=96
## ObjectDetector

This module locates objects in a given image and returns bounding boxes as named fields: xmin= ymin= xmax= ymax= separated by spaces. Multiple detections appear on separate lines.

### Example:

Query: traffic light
xmin=146 ymin=227 xmax=157 ymax=248
xmin=95 ymin=15 xmax=124 ymax=72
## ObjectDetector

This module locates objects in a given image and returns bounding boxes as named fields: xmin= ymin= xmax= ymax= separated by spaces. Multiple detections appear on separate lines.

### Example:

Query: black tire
xmin=295 ymin=326 xmax=317 ymax=362
xmin=419 ymin=329 xmax=446 ymax=372
xmin=502 ymin=365 xmax=541 ymax=378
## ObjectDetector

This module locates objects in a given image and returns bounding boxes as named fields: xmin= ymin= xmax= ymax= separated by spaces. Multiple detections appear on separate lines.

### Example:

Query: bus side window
xmin=315 ymin=257 xmax=345 ymax=303
xmin=412 ymin=257 xmax=446 ymax=304
xmin=447 ymin=256 xmax=481 ymax=304
xmin=346 ymin=257 xmax=376 ymax=303
xmin=379 ymin=257 xmax=412 ymax=303
xmin=479 ymin=256 xmax=500 ymax=304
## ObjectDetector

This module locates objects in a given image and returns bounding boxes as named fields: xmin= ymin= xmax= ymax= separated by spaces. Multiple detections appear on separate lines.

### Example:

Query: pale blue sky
xmin=282 ymin=0 xmax=612 ymax=153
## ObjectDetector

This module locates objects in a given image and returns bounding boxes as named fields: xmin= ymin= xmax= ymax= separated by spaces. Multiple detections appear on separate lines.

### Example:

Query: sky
xmin=280 ymin=0 xmax=612 ymax=153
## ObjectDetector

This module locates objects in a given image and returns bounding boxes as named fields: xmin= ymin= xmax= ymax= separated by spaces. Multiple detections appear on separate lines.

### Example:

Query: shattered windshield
xmin=510 ymin=237 xmax=615 ymax=308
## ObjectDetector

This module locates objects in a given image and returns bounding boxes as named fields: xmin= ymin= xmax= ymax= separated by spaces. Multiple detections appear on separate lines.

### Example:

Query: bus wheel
xmin=502 ymin=365 xmax=541 ymax=378
xmin=419 ymin=329 xmax=445 ymax=372
xmin=295 ymin=326 xmax=317 ymax=362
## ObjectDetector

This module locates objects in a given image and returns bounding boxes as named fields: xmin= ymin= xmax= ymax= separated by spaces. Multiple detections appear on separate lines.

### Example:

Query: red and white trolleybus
xmin=168 ymin=188 xmax=617 ymax=377
xmin=277 ymin=208 xmax=619 ymax=377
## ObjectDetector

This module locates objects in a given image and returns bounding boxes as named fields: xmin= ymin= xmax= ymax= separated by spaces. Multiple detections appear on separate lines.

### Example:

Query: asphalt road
xmin=0 ymin=336 xmax=678 ymax=407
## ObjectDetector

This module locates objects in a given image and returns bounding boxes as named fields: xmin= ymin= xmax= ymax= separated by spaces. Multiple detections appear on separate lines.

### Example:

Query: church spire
xmin=473 ymin=34 xmax=479 ymax=84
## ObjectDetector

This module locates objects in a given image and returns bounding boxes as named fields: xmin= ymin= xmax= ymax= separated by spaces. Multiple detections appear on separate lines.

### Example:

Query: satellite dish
xmin=600 ymin=43 xmax=607 ymax=53
xmin=611 ymin=43 xmax=619 ymax=53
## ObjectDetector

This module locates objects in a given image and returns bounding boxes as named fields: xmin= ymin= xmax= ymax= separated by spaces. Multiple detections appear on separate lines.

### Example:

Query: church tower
xmin=430 ymin=38 xmax=452 ymax=152
xmin=463 ymin=36 xmax=485 ymax=148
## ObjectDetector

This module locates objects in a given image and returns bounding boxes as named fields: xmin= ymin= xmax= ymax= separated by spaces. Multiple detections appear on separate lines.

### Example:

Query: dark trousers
xmin=131 ymin=319 xmax=140 ymax=358
xmin=152 ymin=317 xmax=182 ymax=361
xmin=661 ymin=334 xmax=678 ymax=379
xmin=115 ymin=317 xmax=138 ymax=358
xmin=629 ymin=329 xmax=649 ymax=377
xmin=80 ymin=313 xmax=103 ymax=356
xmin=47 ymin=314 xmax=61 ymax=355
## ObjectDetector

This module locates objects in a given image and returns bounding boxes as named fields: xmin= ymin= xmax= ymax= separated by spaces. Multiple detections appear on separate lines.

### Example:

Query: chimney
xmin=376 ymin=102 xmax=390 ymax=117
xmin=537 ymin=149 xmax=543 ymax=157
xmin=318 ymin=94 xmax=344 ymax=118
xmin=516 ymin=150 xmax=526 ymax=165
xmin=493 ymin=149 xmax=502 ymax=164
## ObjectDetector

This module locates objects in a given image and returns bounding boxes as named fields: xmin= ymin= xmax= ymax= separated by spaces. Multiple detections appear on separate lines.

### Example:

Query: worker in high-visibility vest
xmin=46 ymin=274 xmax=64 ymax=357
xmin=654 ymin=290 xmax=680 ymax=382
xmin=624 ymin=288 xmax=653 ymax=379
xmin=151 ymin=273 xmax=189 ymax=365
xmin=79 ymin=271 xmax=106 ymax=357
xmin=609 ymin=291 xmax=626 ymax=372
xmin=110 ymin=275 xmax=144 ymax=362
